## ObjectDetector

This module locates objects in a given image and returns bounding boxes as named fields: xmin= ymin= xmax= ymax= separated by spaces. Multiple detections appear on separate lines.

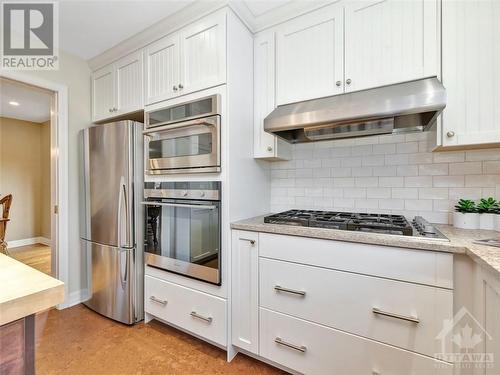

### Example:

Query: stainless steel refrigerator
xmin=81 ymin=121 xmax=144 ymax=324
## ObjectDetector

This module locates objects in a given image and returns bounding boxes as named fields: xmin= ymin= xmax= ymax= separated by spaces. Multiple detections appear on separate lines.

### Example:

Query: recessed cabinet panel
xmin=180 ymin=11 xmax=226 ymax=96
xmin=145 ymin=35 xmax=181 ymax=105
xmin=441 ymin=0 xmax=500 ymax=147
xmin=92 ymin=66 xmax=115 ymax=122
xmin=276 ymin=3 xmax=344 ymax=105
xmin=116 ymin=51 xmax=143 ymax=115
xmin=344 ymin=0 xmax=438 ymax=93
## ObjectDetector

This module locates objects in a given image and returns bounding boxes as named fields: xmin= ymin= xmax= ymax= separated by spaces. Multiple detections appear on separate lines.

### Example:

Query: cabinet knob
xmin=346 ymin=78 xmax=352 ymax=85
xmin=109 ymin=108 xmax=112 ymax=113
xmin=113 ymin=107 xmax=117 ymax=112
xmin=267 ymin=146 xmax=273 ymax=152
xmin=173 ymin=85 xmax=178 ymax=91
xmin=336 ymin=81 xmax=341 ymax=87
xmin=446 ymin=131 xmax=455 ymax=138
xmin=178 ymin=83 xmax=184 ymax=89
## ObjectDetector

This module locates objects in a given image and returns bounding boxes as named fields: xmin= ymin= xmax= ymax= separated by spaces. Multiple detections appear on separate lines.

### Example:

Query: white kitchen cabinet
xmin=145 ymin=10 xmax=226 ymax=105
xmin=92 ymin=65 xmax=115 ymax=122
xmin=115 ymin=51 xmax=143 ymax=116
xmin=91 ymin=50 xmax=144 ymax=122
xmin=275 ymin=2 xmax=344 ymax=106
xmin=253 ymin=32 xmax=291 ymax=160
xmin=231 ymin=230 xmax=259 ymax=354
xmin=145 ymin=34 xmax=180 ymax=105
xmin=179 ymin=11 xmax=226 ymax=96
xmin=440 ymin=0 xmax=500 ymax=148
xmin=344 ymin=0 xmax=439 ymax=93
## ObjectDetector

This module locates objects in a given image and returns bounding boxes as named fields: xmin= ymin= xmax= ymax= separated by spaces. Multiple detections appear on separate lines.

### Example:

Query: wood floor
xmin=36 ymin=305 xmax=285 ymax=375
xmin=9 ymin=243 xmax=51 ymax=275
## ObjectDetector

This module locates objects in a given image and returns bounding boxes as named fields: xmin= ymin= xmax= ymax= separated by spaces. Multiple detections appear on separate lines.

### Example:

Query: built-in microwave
xmin=142 ymin=181 xmax=221 ymax=285
xmin=144 ymin=95 xmax=221 ymax=175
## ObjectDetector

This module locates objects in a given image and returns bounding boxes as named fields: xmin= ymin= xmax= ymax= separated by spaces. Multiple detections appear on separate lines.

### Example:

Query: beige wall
xmin=0 ymin=117 xmax=51 ymax=242
xmin=1 ymin=50 xmax=92 ymax=295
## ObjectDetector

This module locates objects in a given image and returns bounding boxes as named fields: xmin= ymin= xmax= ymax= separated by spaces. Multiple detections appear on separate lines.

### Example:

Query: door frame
xmin=0 ymin=71 xmax=70 ymax=309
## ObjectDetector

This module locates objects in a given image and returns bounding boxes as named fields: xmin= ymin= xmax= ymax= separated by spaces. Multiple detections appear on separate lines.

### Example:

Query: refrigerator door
xmin=87 ymin=121 xmax=134 ymax=248
xmin=83 ymin=241 xmax=135 ymax=324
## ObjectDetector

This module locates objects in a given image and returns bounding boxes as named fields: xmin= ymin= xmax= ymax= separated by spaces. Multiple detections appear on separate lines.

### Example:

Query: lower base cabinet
xmin=0 ymin=315 xmax=35 ymax=375
xmin=145 ymin=275 xmax=227 ymax=347
xmin=260 ymin=308 xmax=452 ymax=375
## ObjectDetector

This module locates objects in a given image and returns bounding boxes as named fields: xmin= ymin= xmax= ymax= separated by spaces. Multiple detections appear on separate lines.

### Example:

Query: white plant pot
xmin=453 ymin=212 xmax=480 ymax=230
xmin=479 ymin=213 xmax=496 ymax=230
xmin=495 ymin=215 xmax=500 ymax=232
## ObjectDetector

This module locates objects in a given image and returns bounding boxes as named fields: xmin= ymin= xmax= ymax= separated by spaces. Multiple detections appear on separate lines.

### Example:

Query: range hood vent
xmin=264 ymin=77 xmax=446 ymax=143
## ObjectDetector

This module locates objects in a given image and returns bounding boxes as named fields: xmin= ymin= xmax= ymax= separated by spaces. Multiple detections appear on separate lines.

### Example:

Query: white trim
xmin=7 ymin=237 xmax=51 ymax=249
xmin=66 ymin=289 xmax=90 ymax=308
xmin=0 ymin=71 xmax=70 ymax=309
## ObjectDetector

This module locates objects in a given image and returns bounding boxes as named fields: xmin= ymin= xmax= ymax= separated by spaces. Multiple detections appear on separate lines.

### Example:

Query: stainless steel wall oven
xmin=144 ymin=95 xmax=221 ymax=175
xmin=142 ymin=181 xmax=221 ymax=285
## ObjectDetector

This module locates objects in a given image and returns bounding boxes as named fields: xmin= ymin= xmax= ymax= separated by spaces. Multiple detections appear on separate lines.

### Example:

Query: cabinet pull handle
xmin=446 ymin=131 xmax=455 ymax=138
xmin=275 ymin=337 xmax=307 ymax=353
xmin=173 ymin=85 xmax=178 ymax=91
xmin=346 ymin=78 xmax=352 ymax=85
xmin=336 ymin=80 xmax=341 ymax=87
xmin=372 ymin=308 xmax=419 ymax=324
xmin=149 ymin=296 xmax=167 ymax=306
xmin=240 ymin=238 xmax=255 ymax=245
xmin=108 ymin=108 xmax=113 ymax=113
xmin=274 ymin=285 xmax=306 ymax=296
xmin=190 ymin=311 xmax=213 ymax=323
xmin=178 ymin=83 xmax=184 ymax=89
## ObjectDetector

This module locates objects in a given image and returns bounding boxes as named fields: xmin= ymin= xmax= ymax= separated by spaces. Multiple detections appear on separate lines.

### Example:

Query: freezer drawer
xmin=83 ymin=241 xmax=135 ymax=324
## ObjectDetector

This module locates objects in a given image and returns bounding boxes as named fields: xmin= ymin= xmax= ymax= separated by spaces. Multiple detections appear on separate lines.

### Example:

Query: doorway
xmin=0 ymin=78 xmax=55 ymax=275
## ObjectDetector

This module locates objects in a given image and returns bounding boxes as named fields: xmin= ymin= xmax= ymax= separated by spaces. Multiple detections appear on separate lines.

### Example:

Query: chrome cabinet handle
xmin=190 ymin=311 xmax=213 ymax=323
xmin=267 ymin=146 xmax=273 ymax=152
xmin=446 ymin=131 xmax=455 ymax=138
xmin=275 ymin=337 xmax=307 ymax=353
xmin=173 ymin=85 xmax=178 ymax=91
xmin=336 ymin=80 xmax=341 ymax=87
xmin=240 ymin=238 xmax=255 ymax=245
xmin=150 ymin=296 xmax=167 ymax=306
xmin=372 ymin=308 xmax=419 ymax=324
xmin=274 ymin=285 xmax=306 ymax=296
xmin=178 ymin=83 xmax=184 ymax=89
xmin=346 ymin=78 xmax=352 ymax=85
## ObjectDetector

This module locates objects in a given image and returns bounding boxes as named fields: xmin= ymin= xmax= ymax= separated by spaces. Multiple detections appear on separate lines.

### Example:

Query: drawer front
xmin=260 ymin=308 xmax=452 ymax=375
xmin=260 ymin=258 xmax=452 ymax=358
xmin=259 ymin=233 xmax=453 ymax=289
xmin=145 ymin=275 xmax=227 ymax=346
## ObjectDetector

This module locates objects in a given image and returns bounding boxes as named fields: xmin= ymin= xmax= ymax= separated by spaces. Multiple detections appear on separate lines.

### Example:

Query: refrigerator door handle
xmin=119 ymin=249 xmax=128 ymax=288
xmin=118 ymin=176 xmax=129 ymax=248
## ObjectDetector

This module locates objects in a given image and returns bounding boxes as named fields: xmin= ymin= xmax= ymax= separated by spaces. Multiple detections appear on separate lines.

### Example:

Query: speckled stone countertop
xmin=231 ymin=215 xmax=500 ymax=278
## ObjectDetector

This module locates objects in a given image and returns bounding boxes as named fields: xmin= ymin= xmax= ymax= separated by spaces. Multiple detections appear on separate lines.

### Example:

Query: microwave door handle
xmin=141 ymin=201 xmax=216 ymax=210
xmin=143 ymin=119 xmax=216 ymax=134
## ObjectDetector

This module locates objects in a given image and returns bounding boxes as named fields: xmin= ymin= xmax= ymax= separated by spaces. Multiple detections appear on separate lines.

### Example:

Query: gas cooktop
xmin=264 ymin=210 xmax=449 ymax=240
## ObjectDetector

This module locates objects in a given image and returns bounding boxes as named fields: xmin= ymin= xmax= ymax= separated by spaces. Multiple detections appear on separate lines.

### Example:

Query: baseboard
xmin=7 ymin=236 xmax=52 ymax=249
xmin=60 ymin=288 xmax=90 ymax=309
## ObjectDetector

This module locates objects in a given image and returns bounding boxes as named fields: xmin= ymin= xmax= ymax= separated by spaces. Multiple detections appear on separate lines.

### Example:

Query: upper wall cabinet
xmin=91 ymin=50 xmax=143 ymax=122
xmin=344 ymin=0 xmax=439 ymax=93
xmin=440 ymin=0 xmax=500 ymax=148
xmin=145 ymin=10 xmax=226 ymax=106
xmin=276 ymin=3 xmax=344 ymax=106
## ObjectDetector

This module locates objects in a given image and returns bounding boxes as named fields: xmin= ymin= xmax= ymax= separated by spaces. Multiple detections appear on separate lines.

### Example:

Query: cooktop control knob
xmin=182 ymin=190 xmax=188 ymax=197
xmin=200 ymin=191 xmax=206 ymax=198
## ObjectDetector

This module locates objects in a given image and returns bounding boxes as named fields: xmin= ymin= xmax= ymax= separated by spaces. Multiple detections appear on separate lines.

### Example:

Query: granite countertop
xmin=231 ymin=215 xmax=500 ymax=278
xmin=0 ymin=254 xmax=64 ymax=325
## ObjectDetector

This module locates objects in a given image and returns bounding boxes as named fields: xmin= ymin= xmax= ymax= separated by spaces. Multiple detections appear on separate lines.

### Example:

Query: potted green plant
xmin=477 ymin=197 xmax=498 ymax=230
xmin=453 ymin=199 xmax=479 ymax=229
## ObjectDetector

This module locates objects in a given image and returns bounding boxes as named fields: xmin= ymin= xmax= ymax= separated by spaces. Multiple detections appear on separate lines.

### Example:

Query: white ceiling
xmin=59 ymin=0 xmax=193 ymax=60
xmin=0 ymin=80 xmax=52 ymax=123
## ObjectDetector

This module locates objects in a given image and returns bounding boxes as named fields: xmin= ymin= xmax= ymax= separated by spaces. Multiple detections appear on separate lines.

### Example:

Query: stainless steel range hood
xmin=264 ymin=76 xmax=446 ymax=143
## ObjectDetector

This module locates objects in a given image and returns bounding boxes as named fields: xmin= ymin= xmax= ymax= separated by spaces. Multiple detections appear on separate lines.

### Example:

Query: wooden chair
xmin=0 ymin=194 xmax=12 ymax=255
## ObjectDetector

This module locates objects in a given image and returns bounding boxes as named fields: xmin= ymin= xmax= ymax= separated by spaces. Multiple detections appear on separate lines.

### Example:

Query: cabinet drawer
xmin=259 ymin=233 xmax=453 ymax=288
xmin=260 ymin=308 xmax=452 ymax=375
xmin=260 ymin=258 xmax=452 ymax=358
xmin=145 ymin=275 xmax=226 ymax=346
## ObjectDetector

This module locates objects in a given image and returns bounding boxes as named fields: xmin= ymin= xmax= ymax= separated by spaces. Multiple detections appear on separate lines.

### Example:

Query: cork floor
xmin=36 ymin=305 xmax=285 ymax=375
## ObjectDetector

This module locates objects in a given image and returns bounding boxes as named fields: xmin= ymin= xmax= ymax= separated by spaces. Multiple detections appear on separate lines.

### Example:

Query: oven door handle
xmin=143 ymin=119 xmax=216 ymax=134
xmin=141 ymin=201 xmax=216 ymax=210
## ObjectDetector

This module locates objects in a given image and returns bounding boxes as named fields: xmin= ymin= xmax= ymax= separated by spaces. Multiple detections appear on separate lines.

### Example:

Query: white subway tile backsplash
xmin=269 ymin=134 xmax=500 ymax=224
